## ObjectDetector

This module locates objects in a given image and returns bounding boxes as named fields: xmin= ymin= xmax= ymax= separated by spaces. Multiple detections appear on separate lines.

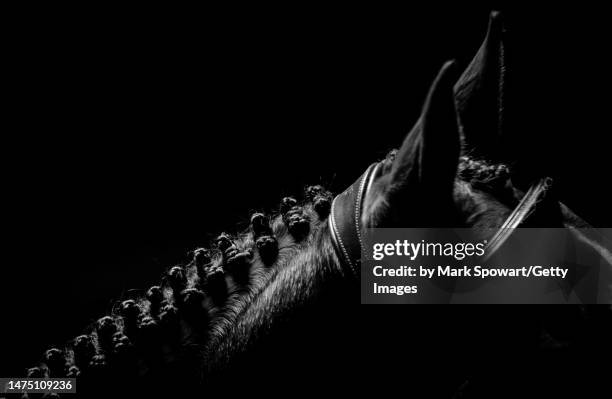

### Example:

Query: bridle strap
xmin=328 ymin=162 xmax=381 ymax=276
xmin=329 ymin=161 xmax=553 ymax=273
xmin=483 ymin=177 xmax=553 ymax=260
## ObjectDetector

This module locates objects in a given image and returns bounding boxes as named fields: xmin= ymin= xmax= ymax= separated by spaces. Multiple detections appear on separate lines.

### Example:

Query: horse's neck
xmin=203 ymin=222 xmax=347 ymax=379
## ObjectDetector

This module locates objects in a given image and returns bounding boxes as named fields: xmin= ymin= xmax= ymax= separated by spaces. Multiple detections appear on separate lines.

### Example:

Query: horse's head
xmin=362 ymin=12 xmax=518 ymax=232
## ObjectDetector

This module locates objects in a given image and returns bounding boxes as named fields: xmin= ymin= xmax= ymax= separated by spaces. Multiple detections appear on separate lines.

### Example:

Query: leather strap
xmin=328 ymin=162 xmax=381 ymax=276
xmin=483 ymin=177 xmax=553 ymax=260
xmin=329 ymin=159 xmax=552 ymax=273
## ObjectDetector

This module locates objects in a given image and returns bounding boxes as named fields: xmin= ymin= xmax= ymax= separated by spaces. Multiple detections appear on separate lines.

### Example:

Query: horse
xmin=17 ymin=11 xmax=612 ymax=398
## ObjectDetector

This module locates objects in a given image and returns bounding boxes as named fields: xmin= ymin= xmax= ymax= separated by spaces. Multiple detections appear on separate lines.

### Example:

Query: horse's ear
xmin=454 ymin=11 xmax=506 ymax=160
xmin=363 ymin=61 xmax=460 ymax=226
xmin=390 ymin=60 xmax=460 ymax=193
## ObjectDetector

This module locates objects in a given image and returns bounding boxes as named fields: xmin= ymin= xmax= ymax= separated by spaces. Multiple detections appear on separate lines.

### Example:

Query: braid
xmin=72 ymin=334 xmax=96 ymax=369
xmin=146 ymin=285 xmax=163 ymax=319
xmin=111 ymin=332 xmax=133 ymax=356
xmin=458 ymin=155 xmax=511 ymax=191
xmin=215 ymin=233 xmax=253 ymax=282
xmin=95 ymin=316 xmax=118 ymax=354
xmin=305 ymin=185 xmax=333 ymax=218
xmin=42 ymin=348 xmax=65 ymax=377
xmin=204 ymin=263 xmax=228 ymax=304
xmin=165 ymin=266 xmax=187 ymax=303
xmin=119 ymin=299 xmax=141 ymax=338
xmin=192 ymin=248 xmax=212 ymax=286
xmin=280 ymin=197 xmax=311 ymax=239
xmin=251 ymin=212 xmax=278 ymax=266
xmin=158 ymin=302 xmax=179 ymax=330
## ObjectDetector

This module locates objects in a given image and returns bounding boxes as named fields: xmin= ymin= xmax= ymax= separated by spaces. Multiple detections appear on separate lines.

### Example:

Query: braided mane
xmin=21 ymin=185 xmax=337 ymax=396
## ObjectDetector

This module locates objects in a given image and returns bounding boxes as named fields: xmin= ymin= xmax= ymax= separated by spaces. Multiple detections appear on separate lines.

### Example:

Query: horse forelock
xmin=455 ymin=155 xmax=516 ymax=228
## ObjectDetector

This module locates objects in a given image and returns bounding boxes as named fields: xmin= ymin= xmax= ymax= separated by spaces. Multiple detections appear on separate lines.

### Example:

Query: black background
xmin=2 ymin=4 xmax=610 ymax=376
